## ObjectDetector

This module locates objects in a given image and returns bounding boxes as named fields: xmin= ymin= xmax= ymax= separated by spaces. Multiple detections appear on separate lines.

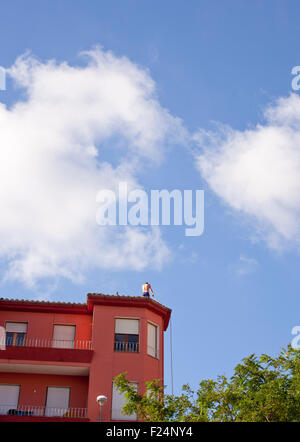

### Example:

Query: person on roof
xmin=142 ymin=282 xmax=154 ymax=298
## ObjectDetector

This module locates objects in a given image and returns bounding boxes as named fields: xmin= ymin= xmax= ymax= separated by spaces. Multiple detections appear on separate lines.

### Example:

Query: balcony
xmin=114 ymin=341 xmax=139 ymax=353
xmin=0 ymin=405 xmax=88 ymax=421
xmin=0 ymin=337 xmax=93 ymax=364
xmin=4 ymin=337 xmax=93 ymax=350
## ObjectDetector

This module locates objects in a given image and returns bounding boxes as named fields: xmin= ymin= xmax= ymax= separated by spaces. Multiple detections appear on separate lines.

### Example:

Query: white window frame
xmin=147 ymin=321 xmax=159 ymax=359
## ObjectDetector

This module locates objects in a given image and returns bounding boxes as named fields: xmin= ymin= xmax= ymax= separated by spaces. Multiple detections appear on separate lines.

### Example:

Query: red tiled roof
xmin=0 ymin=294 xmax=170 ymax=308
xmin=0 ymin=293 xmax=172 ymax=328
xmin=0 ymin=297 xmax=89 ymax=315
xmin=0 ymin=297 xmax=86 ymax=306
xmin=87 ymin=292 xmax=171 ymax=310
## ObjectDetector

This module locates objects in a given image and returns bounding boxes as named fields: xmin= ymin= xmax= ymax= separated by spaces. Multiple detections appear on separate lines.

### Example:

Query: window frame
xmin=44 ymin=386 xmax=71 ymax=417
xmin=5 ymin=332 xmax=26 ymax=347
xmin=51 ymin=324 xmax=76 ymax=349
xmin=114 ymin=317 xmax=140 ymax=353
xmin=111 ymin=381 xmax=138 ymax=421
xmin=5 ymin=322 xmax=28 ymax=347
xmin=147 ymin=321 xmax=159 ymax=359
xmin=0 ymin=384 xmax=20 ymax=414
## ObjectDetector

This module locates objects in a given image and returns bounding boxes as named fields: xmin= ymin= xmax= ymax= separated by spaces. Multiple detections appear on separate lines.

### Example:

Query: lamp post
xmin=96 ymin=395 xmax=107 ymax=422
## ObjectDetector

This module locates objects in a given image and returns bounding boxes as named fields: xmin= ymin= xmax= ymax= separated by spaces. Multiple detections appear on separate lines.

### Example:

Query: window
xmin=114 ymin=319 xmax=139 ymax=353
xmin=147 ymin=322 xmax=159 ymax=359
xmin=52 ymin=325 xmax=75 ymax=349
xmin=5 ymin=322 xmax=27 ymax=347
xmin=0 ymin=385 xmax=20 ymax=415
xmin=45 ymin=387 xmax=70 ymax=417
xmin=111 ymin=382 xmax=138 ymax=421
xmin=0 ymin=326 xmax=5 ymax=350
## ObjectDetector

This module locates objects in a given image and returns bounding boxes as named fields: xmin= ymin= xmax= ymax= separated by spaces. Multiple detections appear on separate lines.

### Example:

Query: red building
xmin=0 ymin=293 xmax=171 ymax=422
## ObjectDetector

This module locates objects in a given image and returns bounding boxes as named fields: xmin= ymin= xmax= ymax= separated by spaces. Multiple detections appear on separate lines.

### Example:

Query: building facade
xmin=0 ymin=293 xmax=171 ymax=422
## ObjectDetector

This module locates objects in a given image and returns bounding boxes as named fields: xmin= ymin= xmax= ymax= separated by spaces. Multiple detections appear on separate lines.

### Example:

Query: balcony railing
xmin=0 ymin=337 xmax=93 ymax=350
xmin=0 ymin=405 xmax=88 ymax=418
xmin=114 ymin=341 xmax=139 ymax=352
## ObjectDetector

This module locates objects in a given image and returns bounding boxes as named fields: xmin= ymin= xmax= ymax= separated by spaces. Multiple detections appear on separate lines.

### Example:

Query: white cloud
xmin=229 ymin=255 xmax=258 ymax=277
xmin=195 ymin=93 xmax=300 ymax=250
xmin=0 ymin=48 xmax=183 ymax=286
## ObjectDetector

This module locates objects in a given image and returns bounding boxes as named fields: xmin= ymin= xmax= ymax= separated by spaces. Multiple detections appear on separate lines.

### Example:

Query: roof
xmin=0 ymin=297 xmax=89 ymax=315
xmin=0 ymin=297 xmax=86 ymax=306
xmin=0 ymin=293 xmax=172 ymax=330
xmin=87 ymin=293 xmax=172 ymax=330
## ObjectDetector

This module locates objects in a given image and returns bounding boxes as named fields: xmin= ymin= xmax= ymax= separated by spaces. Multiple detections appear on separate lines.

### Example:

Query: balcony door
xmin=52 ymin=325 xmax=75 ymax=349
xmin=5 ymin=322 xmax=27 ymax=346
xmin=45 ymin=387 xmax=70 ymax=417
xmin=114 ymin=318 xmax=139 ymax=352
xmin=0 ymin=385 xmax=20 ymax=415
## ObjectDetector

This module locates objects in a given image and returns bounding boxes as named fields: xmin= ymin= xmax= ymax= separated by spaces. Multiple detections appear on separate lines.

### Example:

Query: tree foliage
xmin=113 ymin=345 xmax=300 ymax=422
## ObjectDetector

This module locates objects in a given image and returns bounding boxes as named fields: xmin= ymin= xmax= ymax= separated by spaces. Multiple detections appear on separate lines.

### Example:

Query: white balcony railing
xmin=0 ymin=337 xmax=93 ymax=350
xmin=114 ymin=341 xmax=139 ymax=352
xmin=0 ymin=404 xmax=88 ymax=418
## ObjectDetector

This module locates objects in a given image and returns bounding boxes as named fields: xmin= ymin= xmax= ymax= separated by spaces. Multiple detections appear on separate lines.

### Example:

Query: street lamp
xmin=96 ymin=395 xmax=107 ymax=422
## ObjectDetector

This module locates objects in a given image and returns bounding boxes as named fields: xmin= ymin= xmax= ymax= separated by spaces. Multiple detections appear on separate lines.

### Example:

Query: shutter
xmin=115 ymin=319 xmax=139 ymax=335
xmin=45 ymin=387 xmax=70 ymax=417
xmin=52 ymin=325 xmax=75 ymax=348
xmin=156 ymin=324 xmax=159 ymax=359
xmin=111 ymin=383 xmax=137 ymax=421
xmin=0 ymin=326 xmax=5 ymax=350
xmin=5 ymin=322 xmax=27 ymax=333
xmin=0 ymin=385 xmax=20 ymax=414
xmin=147 ymin=323 xmax=157 ymax=357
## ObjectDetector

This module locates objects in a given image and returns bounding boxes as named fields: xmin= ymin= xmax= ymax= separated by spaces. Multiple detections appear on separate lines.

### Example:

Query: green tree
xmin=113 ymin=345 xmax=300 ymax=422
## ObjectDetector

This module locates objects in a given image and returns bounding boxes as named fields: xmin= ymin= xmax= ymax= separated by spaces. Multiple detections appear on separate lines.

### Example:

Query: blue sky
xmin=1 ymin=0 xmax=300 ymax=395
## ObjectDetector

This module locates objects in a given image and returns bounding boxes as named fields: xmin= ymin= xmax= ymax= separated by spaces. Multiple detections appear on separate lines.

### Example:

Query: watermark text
xmin=96 ymin=182 xmax=204 ymax=237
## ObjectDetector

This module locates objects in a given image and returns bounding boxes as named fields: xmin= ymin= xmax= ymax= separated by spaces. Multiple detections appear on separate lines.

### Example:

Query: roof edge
xmin=0 ymin=294 xmax=172 ymax=330
xmin=0 ymin=298 xmax=89 ymax=315
xmin=87 ymin=294 xmax=172 ymax=331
